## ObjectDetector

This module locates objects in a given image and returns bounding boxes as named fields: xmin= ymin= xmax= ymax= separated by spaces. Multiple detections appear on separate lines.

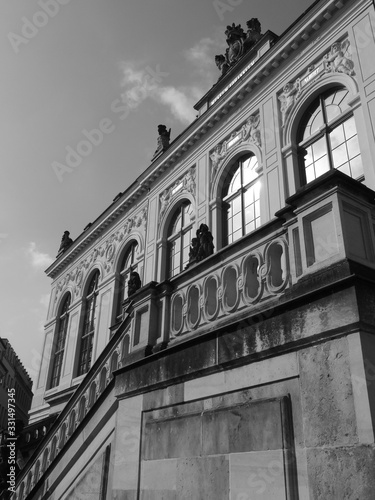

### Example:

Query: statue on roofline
xmin=152 ymin=124 xmax=171 ymax=161
xmin=57 ymin=231 xmax=73 ymax=255
xmin=215 ymin=18 xmax=262 ymax=77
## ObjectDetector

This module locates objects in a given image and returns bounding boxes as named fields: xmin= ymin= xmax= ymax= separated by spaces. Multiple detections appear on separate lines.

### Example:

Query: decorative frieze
xmin=159 ymin=166 xmax=196 ymax=219
xmin=54 ymin=206 xmax=148 ymax=303
xmin=210 ymin=111 xmax=261 ymax=181
xmin=278 ymin=38 xmax=355 ymax=127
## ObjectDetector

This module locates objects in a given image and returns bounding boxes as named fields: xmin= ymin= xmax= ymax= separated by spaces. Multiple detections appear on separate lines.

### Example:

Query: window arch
xmin=298 ymin=87 xmax=363 ymax=184
xmin=167 ymin=201 xmax=194 ymax=278
xmin=50 ymin=294 xmax=71 ymax=388
xmin=222 ymin=153 xmax=262 ymax=246
xmin=77 ymin=270 xmax=100 ymax=376
xmin=116 ymin=241 xmax=140 ymax=317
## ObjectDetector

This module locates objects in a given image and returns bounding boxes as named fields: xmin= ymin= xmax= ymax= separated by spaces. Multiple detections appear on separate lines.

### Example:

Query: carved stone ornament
xmin=278 ymin=38 xmax=355 ymax=128
xmin=159 ymin=167 xmax=196 ymax=219
xmin=210 ymin=112 xmax=261 ymax=181
xmin=54 ymin=206 xmax=147 ymax=303
xmin=152 ymin=124 xmax=171 ymax=161
xmin=186 ymin=223 xmax=214 ymax=268
xmin=215 ymin=19 xmax=262 ymax=77
xmin=128 ymin=270 xmax=142 ymax=297
xmin=57 ymin=231 xmax=73 ymax=257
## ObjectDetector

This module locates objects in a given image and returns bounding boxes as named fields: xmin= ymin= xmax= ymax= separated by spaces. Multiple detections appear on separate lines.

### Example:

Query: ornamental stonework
xmin=54 ymin=205 xmax=148 ymax=303
xmin=210 ymin=111 xmax=261 ymax=181
xmin=159 ymin=167 xmax=196 ymax=219
xmin=278 ymin=38 xmax=355 ymax=128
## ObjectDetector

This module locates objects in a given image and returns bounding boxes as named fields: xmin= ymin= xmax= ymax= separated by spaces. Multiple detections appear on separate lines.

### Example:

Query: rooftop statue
xmin=245 ymin=18 xmax=262 ymax=50
xmin=57 ymin=231 xmax=73 ymax=256
xmin=152 ymin=124 xmax=171 ymax=161
xmin=215 ymin=18 xmax=262 ymax=77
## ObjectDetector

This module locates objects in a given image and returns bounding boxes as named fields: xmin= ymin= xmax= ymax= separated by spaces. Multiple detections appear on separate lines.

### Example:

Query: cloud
xmin=155 ymin=87 xmax=197 ymax=124
xmin=27 ymin=242 xmax=53 ymax=269
xmin=118 ymin=35 xmax=225 ymax=126
xmin=119 ymin=61 xmax=197 ymax=125
xmin=184 ymin=35 xmax=225 ymax=84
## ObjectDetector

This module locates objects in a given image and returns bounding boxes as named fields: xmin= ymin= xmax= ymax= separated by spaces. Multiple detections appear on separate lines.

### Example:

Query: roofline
xmin=45 ymin=0 xmax=356 ymax=279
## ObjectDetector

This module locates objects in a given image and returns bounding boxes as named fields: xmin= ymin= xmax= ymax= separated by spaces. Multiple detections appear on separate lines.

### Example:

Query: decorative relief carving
xmin=278 ymin=38 xmax=355 ymax=128
xmin=215 ymin=19 xmax=262 ymax=77
xmin=159 ymin=167 xmax=196 ymax=219
xmin=325 ymin=39 xmax=354 ymax=76
xmin=210 ymin=111 xmax=261 ymax=181
xmin=54 ymin=206 xmax=147 ymax=303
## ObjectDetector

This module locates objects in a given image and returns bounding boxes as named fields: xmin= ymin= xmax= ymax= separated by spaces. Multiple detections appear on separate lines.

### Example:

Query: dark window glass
xmin=77 ymin=270 xmax=100 ymax=376
xmin=50 ymin=294 xmax=71 ymax=388
xmin=167 ymin=202 xmax=193 ymax=278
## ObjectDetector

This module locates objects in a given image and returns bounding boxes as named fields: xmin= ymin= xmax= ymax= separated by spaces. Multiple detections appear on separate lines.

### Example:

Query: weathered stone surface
xmin=142 ymin=384 xmax=184 ymax=411
xmin=306 ymin=445 xmax=375 ymax=499
xmin=230 ymin=450 xmax=287 ymax=500
xmin=176 ymin=456 xmax=229 ymax=499
xmin=112 ymin=489 xmax=137 ymax=500
xmin=299 ymin=338 xmax=357 ymax=448
xmin=143 ymin=413 xmax=202 ymax=460
xmin=140 ymin=459 xmax=177 ymax=499
xmin=202 ymin=400 xmax=283 ymax=455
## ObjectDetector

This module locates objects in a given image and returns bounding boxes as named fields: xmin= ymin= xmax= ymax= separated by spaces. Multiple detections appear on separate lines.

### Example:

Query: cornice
xmin=46 ymin=0 xmax=355 ymax=280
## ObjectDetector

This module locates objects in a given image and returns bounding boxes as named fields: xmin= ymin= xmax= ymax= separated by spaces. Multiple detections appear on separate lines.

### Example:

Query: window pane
xmin=242 ymin=156 xmax=259 ymax=185
xmin=309 ymin=109 xmax=324 ymax=135
xmin=231 ymin=195 xmax=242 ymax=215
xmin=332 ymin=143 xmax=348 ymax=168
xmin=344 ymin=116 xmax=356 ymax=140
xmin=303 ymin=101 xmax=322 ymax=139
xmin=330 ymin=124 xmax=345 ymax=149
xmin=311 ymin=137 xmax=327 ymax=161
xmin=336 ymin=162 xmax=351 ymax=176
xmin=314 ymin=155 xmax=330 ymax=178
xmin=228 ymin=166 xmax=241 ymax=194
xmin=347 ymin=135 xmax=360 ymax=159
xmin=172 ymin=212 xmax=182 ymax=234
xmin=350 ymin=155 xmax=364 ymax=179
xmin=183 ymin=203 xmax=194 ymax=227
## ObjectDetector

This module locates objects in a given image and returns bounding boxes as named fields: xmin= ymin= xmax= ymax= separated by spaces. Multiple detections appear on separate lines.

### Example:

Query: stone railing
xmin=13 ymin=316 xmax=131 ymax=500
xmin=169 ymin=233 xmax=290 ymax=339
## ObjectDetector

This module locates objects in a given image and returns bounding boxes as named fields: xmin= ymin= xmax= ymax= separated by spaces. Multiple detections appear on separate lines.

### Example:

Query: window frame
xmin=297 ymin=86 xmax=363 ymax=185
xmin=77 ymin=270 xmax=100 ymax=377
xmin=49 ymin=293 xmax=71 ymax=389
xmin=221 ymin=153 xmax=262 ymax=247
xmin=116 ymin=241 xmax=140 ymax=318
xmin=167 ymin=201 xmax=194 ymax=279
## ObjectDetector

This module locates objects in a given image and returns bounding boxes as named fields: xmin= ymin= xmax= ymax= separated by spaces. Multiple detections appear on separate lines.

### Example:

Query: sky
xmin=0 ymin=0 xmax=314 ymax=387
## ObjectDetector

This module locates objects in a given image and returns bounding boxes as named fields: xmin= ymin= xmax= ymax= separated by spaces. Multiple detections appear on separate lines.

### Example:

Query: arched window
xmin=117 ymin=241 xmax=139 ymax=317
xmin=222 ymin=153 xmax=262 ymax=246
xmin=167 ymin=202 xmax=194 ymax=278
xmin=77 ymin=270 xmax=100 ymax=376
xmin=298 ymin=87 xmax=363 ymax=184
xmin=50 ymin=294 xmax=71 ymax=388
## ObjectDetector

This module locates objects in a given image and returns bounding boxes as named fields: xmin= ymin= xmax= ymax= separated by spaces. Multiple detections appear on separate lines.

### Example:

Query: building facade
xmin=0 ymin=339 xmax=33 ymax=430
xmin=14 ymin=0 xmax=375 ymax=498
